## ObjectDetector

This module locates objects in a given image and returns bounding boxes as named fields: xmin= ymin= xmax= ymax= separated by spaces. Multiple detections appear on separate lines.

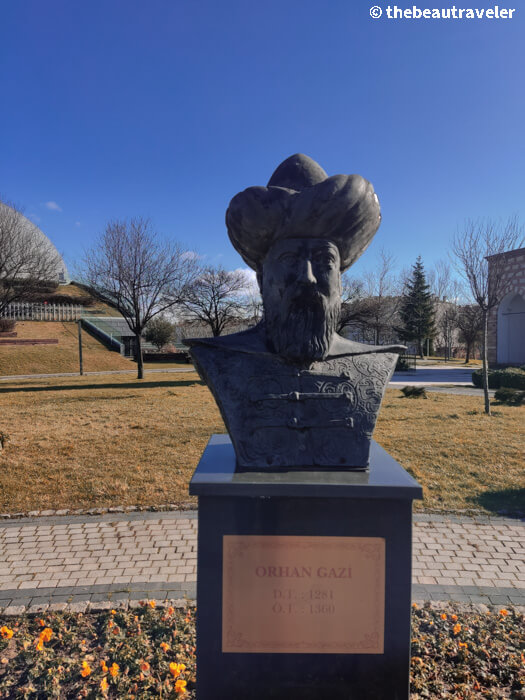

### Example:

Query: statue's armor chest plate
xmin=191 ymin=346 xmax=397 ymax=470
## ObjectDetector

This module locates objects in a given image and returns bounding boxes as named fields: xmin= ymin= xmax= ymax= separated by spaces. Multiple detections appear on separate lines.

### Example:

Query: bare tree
xmin=0 ymin=199 xmax=63 ymax=314
xmin=435 ymin=302 xmax=459 ymax=361
xmin=360 ymin=250 xmax=401 ymax=344
xmin=181 ymin=266 xmax=250 ymax=337
xmin=244 ymin=286 xmax=263 ymax=327
xmin=431 ymin=265 xmax=465 ymax=360
xmin=337 ymin=276 xmax=365 ymax=334
xmin=426 ymin=260 xmax=454 ymax=301
xmin=456 ymin=304 xmax=483 ymax=363
xmin=452 ymin=216 xmax=523 ymax=414
xmin=82 ymin=217 xmax=199 ymax=379
xmin=339 ymin=251 xmax=401 ymax=344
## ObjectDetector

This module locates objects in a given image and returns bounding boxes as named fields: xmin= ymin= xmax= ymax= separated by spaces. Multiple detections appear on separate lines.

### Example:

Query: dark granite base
xmin=190 ymin=435 xmax=422 ymax=700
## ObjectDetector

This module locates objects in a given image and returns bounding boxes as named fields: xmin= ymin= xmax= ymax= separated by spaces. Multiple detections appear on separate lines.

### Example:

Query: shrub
xmin=472 ymin=367 xmax=525 ymax=390
xmin=401 ymin=386 xmax=427 ymax=398
xmin=0 ymin=319 xmax=16 ymax=332
xmin=396 ymin=357 xmax=411 ymax=372
xmin=494 ymin=387 xmax=525 ymax=406
xmin=144 ymin=317 xmax=175 ymax=351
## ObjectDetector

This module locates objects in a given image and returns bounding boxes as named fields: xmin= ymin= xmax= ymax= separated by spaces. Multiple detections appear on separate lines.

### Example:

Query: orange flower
xmin=458 ymin=641 xmax=468 ymax=649
xmin=148 ymin=600 xmax=156 ymax=609
xmin=140 ymin=661 xmax=150 ymax=672
xmin=175 ymin=679 xmax=187 ymax=695
xmin=453 ymin=623 xmax=461 ymax=635
xmin=160 ymin=642 xmax=170 ymax=652
xmin=36 ymin=640 xmax=44 ymax=651
xmin=440 ymin=613 xmax=447 ymax=620
xmin=169 ymin=662 xmax=186 ymax=678
xmin=499 ymin=608 xmax=509 ymax=617
xmin=167 ymin=606 xmax=175 ymax=615
xmin=412 ymin=603 xmax=418 ymax=609
xmin=100 ymin=677 xmax=108 ymax=692
xmin=110 ymin=609 xmax=116 ymax=615
xmin=81 ymin=660 xmax=91 ymax=677
xmin=0 ymin=627 xmax=13 ymax=640
xmin=38 ymin=619 xmax=46 ymax=627
xmin=109 ymin=663 xmax=119 ymax=677
xmin=40 ymin=628 xmax=53 ymax=643
xmin=451 ymin=614 xmax=458 ymax=622
xmin=100 ymin=660 xmax=108 ymax=673
xmin=108 ymin=620 xmax=114 ymax=628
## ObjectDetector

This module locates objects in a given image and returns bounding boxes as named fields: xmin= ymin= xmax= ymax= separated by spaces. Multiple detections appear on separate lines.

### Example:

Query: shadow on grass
xmin=0 ymin=379 xmax=205 ymax=394
xmin=469 ymin=488 xmax=525 ymax=518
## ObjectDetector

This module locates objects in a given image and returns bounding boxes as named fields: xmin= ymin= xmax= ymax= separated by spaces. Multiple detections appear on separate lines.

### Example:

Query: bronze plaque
xmin=222 ymin=535 xmax=385 ymax=654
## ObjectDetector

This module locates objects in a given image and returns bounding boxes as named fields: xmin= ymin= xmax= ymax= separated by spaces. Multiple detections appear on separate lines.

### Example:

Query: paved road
xmin=0 ymin=367 xmax=195 ymax=381
xmin=2 ymin=363 xmax=477 ymax=390
xmin=0 ymin=511 xmax=523 ymax=614
xmin=390 ymin=365 xmax=476 ymax=386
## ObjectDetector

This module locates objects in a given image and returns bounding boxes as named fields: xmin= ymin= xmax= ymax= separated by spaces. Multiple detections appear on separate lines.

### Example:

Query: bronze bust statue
xmin=184 ymin=154 xmax=404 ymax=470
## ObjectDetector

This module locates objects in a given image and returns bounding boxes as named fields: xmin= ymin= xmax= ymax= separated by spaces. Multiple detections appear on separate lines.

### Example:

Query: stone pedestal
xmin=190 ymin=434 xmax=422 ymax=700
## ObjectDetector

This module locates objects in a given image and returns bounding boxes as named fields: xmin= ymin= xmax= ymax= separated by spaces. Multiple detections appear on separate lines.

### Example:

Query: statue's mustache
xmin=287 ymin=287 xmax=326 ymax=307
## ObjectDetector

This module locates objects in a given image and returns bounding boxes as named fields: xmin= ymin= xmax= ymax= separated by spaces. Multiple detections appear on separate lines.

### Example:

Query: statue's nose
xmin=297 ymin=259 xmax=317 ymax=285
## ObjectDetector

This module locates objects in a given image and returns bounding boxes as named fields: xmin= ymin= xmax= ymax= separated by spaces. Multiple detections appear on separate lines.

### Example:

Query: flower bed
xmin=0 ymin=603 xmax=523 ymax=698
xmin=410 ymin=604 xmax=524 ymax=699
xmin=0 ymin=603 xmax=196 ymax=698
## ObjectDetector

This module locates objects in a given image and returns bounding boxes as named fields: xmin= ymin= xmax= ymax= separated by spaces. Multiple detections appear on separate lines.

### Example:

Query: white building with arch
xmin=487 ymin=247 xmax=525 ymax=366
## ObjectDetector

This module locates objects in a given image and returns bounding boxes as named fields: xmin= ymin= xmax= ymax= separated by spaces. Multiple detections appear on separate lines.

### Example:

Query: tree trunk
xmin=464 ymin=343 xmax=471 ymax=364
xmin=481 ymin=309 xmax=490 ymax=415
xmin=136 ymin=332 xmax=144 ymax=380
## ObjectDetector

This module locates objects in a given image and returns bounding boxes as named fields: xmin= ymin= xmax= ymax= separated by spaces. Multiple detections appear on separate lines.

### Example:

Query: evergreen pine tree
xmin=398 ymin=256 xmax=435 ymax=357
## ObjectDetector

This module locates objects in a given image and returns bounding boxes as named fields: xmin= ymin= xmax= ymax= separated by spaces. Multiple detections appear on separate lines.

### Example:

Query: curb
xmin=1 ymin=505 xmax=523 ymax=523
xmin=1 ymin=598 xmax=522 ymax=618
xmin=0 ymin=597 xmax=196 ymax=617
xmin=0 ymin=503 xmax=197 ymax=521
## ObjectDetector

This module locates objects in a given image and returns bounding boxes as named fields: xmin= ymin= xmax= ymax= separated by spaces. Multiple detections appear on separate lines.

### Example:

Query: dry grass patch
xmin=47 ymin=282 xmax=122 ymax=316
xmin=0 ymin=372 xmax=223 ymax=513
xmin=0 ymin=379 xmax=522 ymax=515
xmin=0 ymin=322 xmax=135 ymax=376
xmin=376 ymin=389 xmax=524 ymax=514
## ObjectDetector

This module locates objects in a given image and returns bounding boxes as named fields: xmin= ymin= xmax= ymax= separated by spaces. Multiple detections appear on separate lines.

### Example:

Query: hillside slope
xmin=42 ymin=282 xmax=122 ymax=317
xmin=0 ymin=321 xmax=134 ymax=376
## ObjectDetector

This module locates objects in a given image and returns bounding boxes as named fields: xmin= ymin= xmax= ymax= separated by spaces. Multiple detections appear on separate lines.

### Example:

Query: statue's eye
xmin=314 ymin=253 xmax=336 ymax=267
xmin=278 ymin=253 xmax=296 ymax=265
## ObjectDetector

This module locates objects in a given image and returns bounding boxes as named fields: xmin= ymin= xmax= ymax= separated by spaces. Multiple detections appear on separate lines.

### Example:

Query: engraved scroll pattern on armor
xmin=193 ymin=346 xmax=397 ymax=468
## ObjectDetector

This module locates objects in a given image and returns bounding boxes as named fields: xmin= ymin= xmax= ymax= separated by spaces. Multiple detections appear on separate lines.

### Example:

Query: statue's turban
xmin=226 ymin=154 xmax=381 ymax=272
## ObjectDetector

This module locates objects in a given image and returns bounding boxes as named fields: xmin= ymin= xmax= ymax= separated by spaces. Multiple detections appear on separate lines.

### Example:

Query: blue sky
xmin=1 ymin=0 xmax=524 ymax=280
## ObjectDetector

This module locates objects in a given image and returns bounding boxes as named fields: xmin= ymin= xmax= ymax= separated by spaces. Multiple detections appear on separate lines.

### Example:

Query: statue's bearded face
xmin=260 ymin=238 xmax=342 ymax=364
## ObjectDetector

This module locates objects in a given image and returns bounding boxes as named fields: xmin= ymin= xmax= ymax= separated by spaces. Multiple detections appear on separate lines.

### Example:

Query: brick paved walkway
xmin=0 ymin=511 xmax=523 ymax=614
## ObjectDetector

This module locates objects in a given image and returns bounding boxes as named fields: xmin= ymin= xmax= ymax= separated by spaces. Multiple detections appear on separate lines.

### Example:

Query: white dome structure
xmin=0 ymin=203 xmax=69 ymax=284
